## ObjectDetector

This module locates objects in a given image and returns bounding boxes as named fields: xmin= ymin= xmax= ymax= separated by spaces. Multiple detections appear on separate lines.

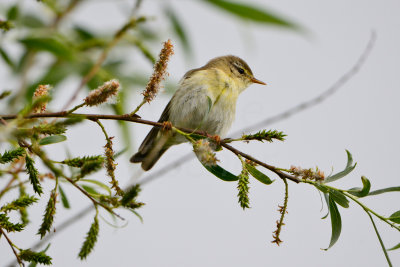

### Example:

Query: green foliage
xmin=0 ymin=213 xmax=25 ymax=232
xmin=245 ymin=163 xmax=274 ymax=185
xmin=388 ymin=210 xmax=400 ymax=224
xmin=0 ymin=90 xmax=12 ymax=100
xmin=0 ymin=148 xmax=25 ymax=164
xmin=58 ymin=185 xmax=70 ymax=209
xmin=61 ymin=155 xmax=104 ymax=168
xmin=38 ymin=135 xmax=67 ymax=146
xmin=204 ymin=0 xmax=299 ymax=30
xmin=202 ymin=163 xmax=239 ymax=181
xmin=20 ymin=37 xmax=74 ymax=60
xmin=25 ymin=154 xmax=43 ymax=195
xmin=347 ymin=176 xmax=371 ymax=197
xmin=0 ymin=195 xmax=38 ymax=213
xmin=324 ymin=195 xmax=342 ymax=250
xmin=325 ymin=150 xmax=357 ymax=183
xmin=237 ymin=166 xmax=250 ymax=209
xmin=19 ymin=249 xmax=52 ymax=265
xmin=121 ymin=184 xmax=141 ymax=207
xmin=37 ymin=190 xmax=57 ymax=239
xmin=78 ymin=215 xmax=99 ymax=260
xmin=241 ymin=129 xmax=286 ymax=142
xmin=0 ymin=20 xmax=14 ymax=32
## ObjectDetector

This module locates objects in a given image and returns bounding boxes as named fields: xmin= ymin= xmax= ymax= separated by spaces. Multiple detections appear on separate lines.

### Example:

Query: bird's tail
xmin=130 ymin=127 xmax=170 ymax=171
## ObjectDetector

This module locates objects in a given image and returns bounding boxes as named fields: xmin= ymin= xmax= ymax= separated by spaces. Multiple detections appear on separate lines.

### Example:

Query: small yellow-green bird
xmin=130 ymin=55 xmax=265 ymax=170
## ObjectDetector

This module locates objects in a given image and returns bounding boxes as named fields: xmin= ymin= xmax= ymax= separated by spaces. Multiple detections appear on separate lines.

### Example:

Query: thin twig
xmin=272 ymin=178 xmax=288 ymax=245
xmin=62 ymin=17 xmax=144 ymax=110
xmin=0 ymin=227 xmax=23 ymax=267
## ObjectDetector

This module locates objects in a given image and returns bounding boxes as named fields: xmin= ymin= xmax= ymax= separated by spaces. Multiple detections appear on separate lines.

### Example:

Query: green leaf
xmin=321 ymin=193 xmax=329 ymax=219
xmin=204 ymin=0 xmax=299 ymax=30
xmin=245 ymin=164 xmax=274 ymax=185
xmin=388 ymin=242 xmax=400 ymax=251
xmin=314 ymin=183 xmax=329 ymax=194
xmin=388 ymin=210 xmax=400 ymax=224
xmin=368 ymin=186 xmax=400 ymax=196
xmin=347 ymin=176 xmax=371 ymax=197
xmin=7 ymin=5 xmax=19 ymax=21
xmin=20 ymin=15 xmax=45 ymax=28
xmin=324 ymin=196 xmax=342 ymax=250
xmin=58 ymin=185 xmax=70 ymax=209
xmin=202 ymin=164 xmax=239 ymax=181
xmin=0 ymin=47 xmax=16 ymax=70
xmin=80 ymin=179 xmax=112 ymax=196
xmin=38 ymin=135 xmax=67 ymax=146
xmin=19 ymin=37 xmax=74 ymax=60
xmin=325 ymin=150 xmax=357 ymax=183
xmin=165 ymin=7 xmax=191 ymax=55
xmin=81 ymin=185 xmax=100 ymax=196
xmin=329 ymin=190 xmax=349 ymax=208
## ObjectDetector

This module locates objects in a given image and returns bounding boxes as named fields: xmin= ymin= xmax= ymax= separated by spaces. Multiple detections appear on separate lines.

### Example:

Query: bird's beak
xmin=251 ymin=77 xmax=266 ymax=85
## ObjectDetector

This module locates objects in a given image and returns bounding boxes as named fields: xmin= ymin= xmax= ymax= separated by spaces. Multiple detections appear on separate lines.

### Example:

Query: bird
xmin=130 ymin=55 xmax=265 ymax=171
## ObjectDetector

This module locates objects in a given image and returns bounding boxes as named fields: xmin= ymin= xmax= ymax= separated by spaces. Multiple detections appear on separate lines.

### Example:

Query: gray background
xmin=1 ymin=0 xmax=400 ymax=266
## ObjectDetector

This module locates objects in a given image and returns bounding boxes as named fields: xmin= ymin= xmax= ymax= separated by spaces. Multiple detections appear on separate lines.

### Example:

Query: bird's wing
xmin=130 ymin=101 xmax=171 ymax=163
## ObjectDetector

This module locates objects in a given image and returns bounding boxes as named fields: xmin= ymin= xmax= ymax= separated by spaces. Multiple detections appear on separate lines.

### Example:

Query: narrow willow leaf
xmin=165 ymin=7 xmax=191 ymax=54
xmin=388 ymin=210 xmax=400 ymax=224
xmin=321 ymin=193 xmax=329 ymax=219
xmin=323 ymin=196 xmax=342 ymax=250
xmin=7 ymin=5 xmax=19 ymax=20
xmin=19 ymin=37 xmax=74 ymax=60
xmin=81 ymin=185 xmax=100 ymax=196
xmin=38 ymin=135 xmax=67 ymax=146
xmin=25 ymin=155 xmax=43 ymax=195
xmin=368 ymin=186 xmax=400 ymax=196
xmin=0 ymin=47 xmax=16 ymax=70
xmin=388 ymin=242 xmax=400 ymax=251
xmin=347 ymin=176 xmax=371 ymax=197
xmin=314 ymin=183 xmax=329 ymax=194
xmin=0 ymin=90 xmax=11 ymax=100
xmin=325 ymin=150 xmax=357 ymax=183
xmin=80 ymin=179 xmax=112 ymax=196
xmin=245 ymin=164 xmax=274 ymax=185
xmin=58 ymin=185 xmax=70 ymax=209
xmin=78 ymin=215 xmax=99 ymax=260
xmin=204 ymin=0 xmax=299 ymax=30
xmin=202 ymin=164 xmax=239 ymax=181
xmin=329 ymin=190 xmax=349 ymax=208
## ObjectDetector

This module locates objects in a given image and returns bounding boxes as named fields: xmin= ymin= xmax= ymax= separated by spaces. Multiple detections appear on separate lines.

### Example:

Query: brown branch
xmin=1 ymin=111 xmax=300 ymax=183
xmin=0 ymin=227 xmax=23 ymax=266
xmin=221 ymin=143 xmax=300 ymax=183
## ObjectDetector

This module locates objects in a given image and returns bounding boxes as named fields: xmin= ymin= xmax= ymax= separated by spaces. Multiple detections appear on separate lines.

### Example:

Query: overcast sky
xmin=1 ymin=0 xmax=400 ymax=266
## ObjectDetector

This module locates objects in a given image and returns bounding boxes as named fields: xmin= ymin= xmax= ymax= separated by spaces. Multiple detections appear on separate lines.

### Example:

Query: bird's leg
xmin=162 ymin=121 xmax=173 ymax=131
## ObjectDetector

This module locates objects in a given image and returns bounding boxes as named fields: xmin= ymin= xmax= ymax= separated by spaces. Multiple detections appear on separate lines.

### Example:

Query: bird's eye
xmin=237 ymin=67 xmax=245 ymax=74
